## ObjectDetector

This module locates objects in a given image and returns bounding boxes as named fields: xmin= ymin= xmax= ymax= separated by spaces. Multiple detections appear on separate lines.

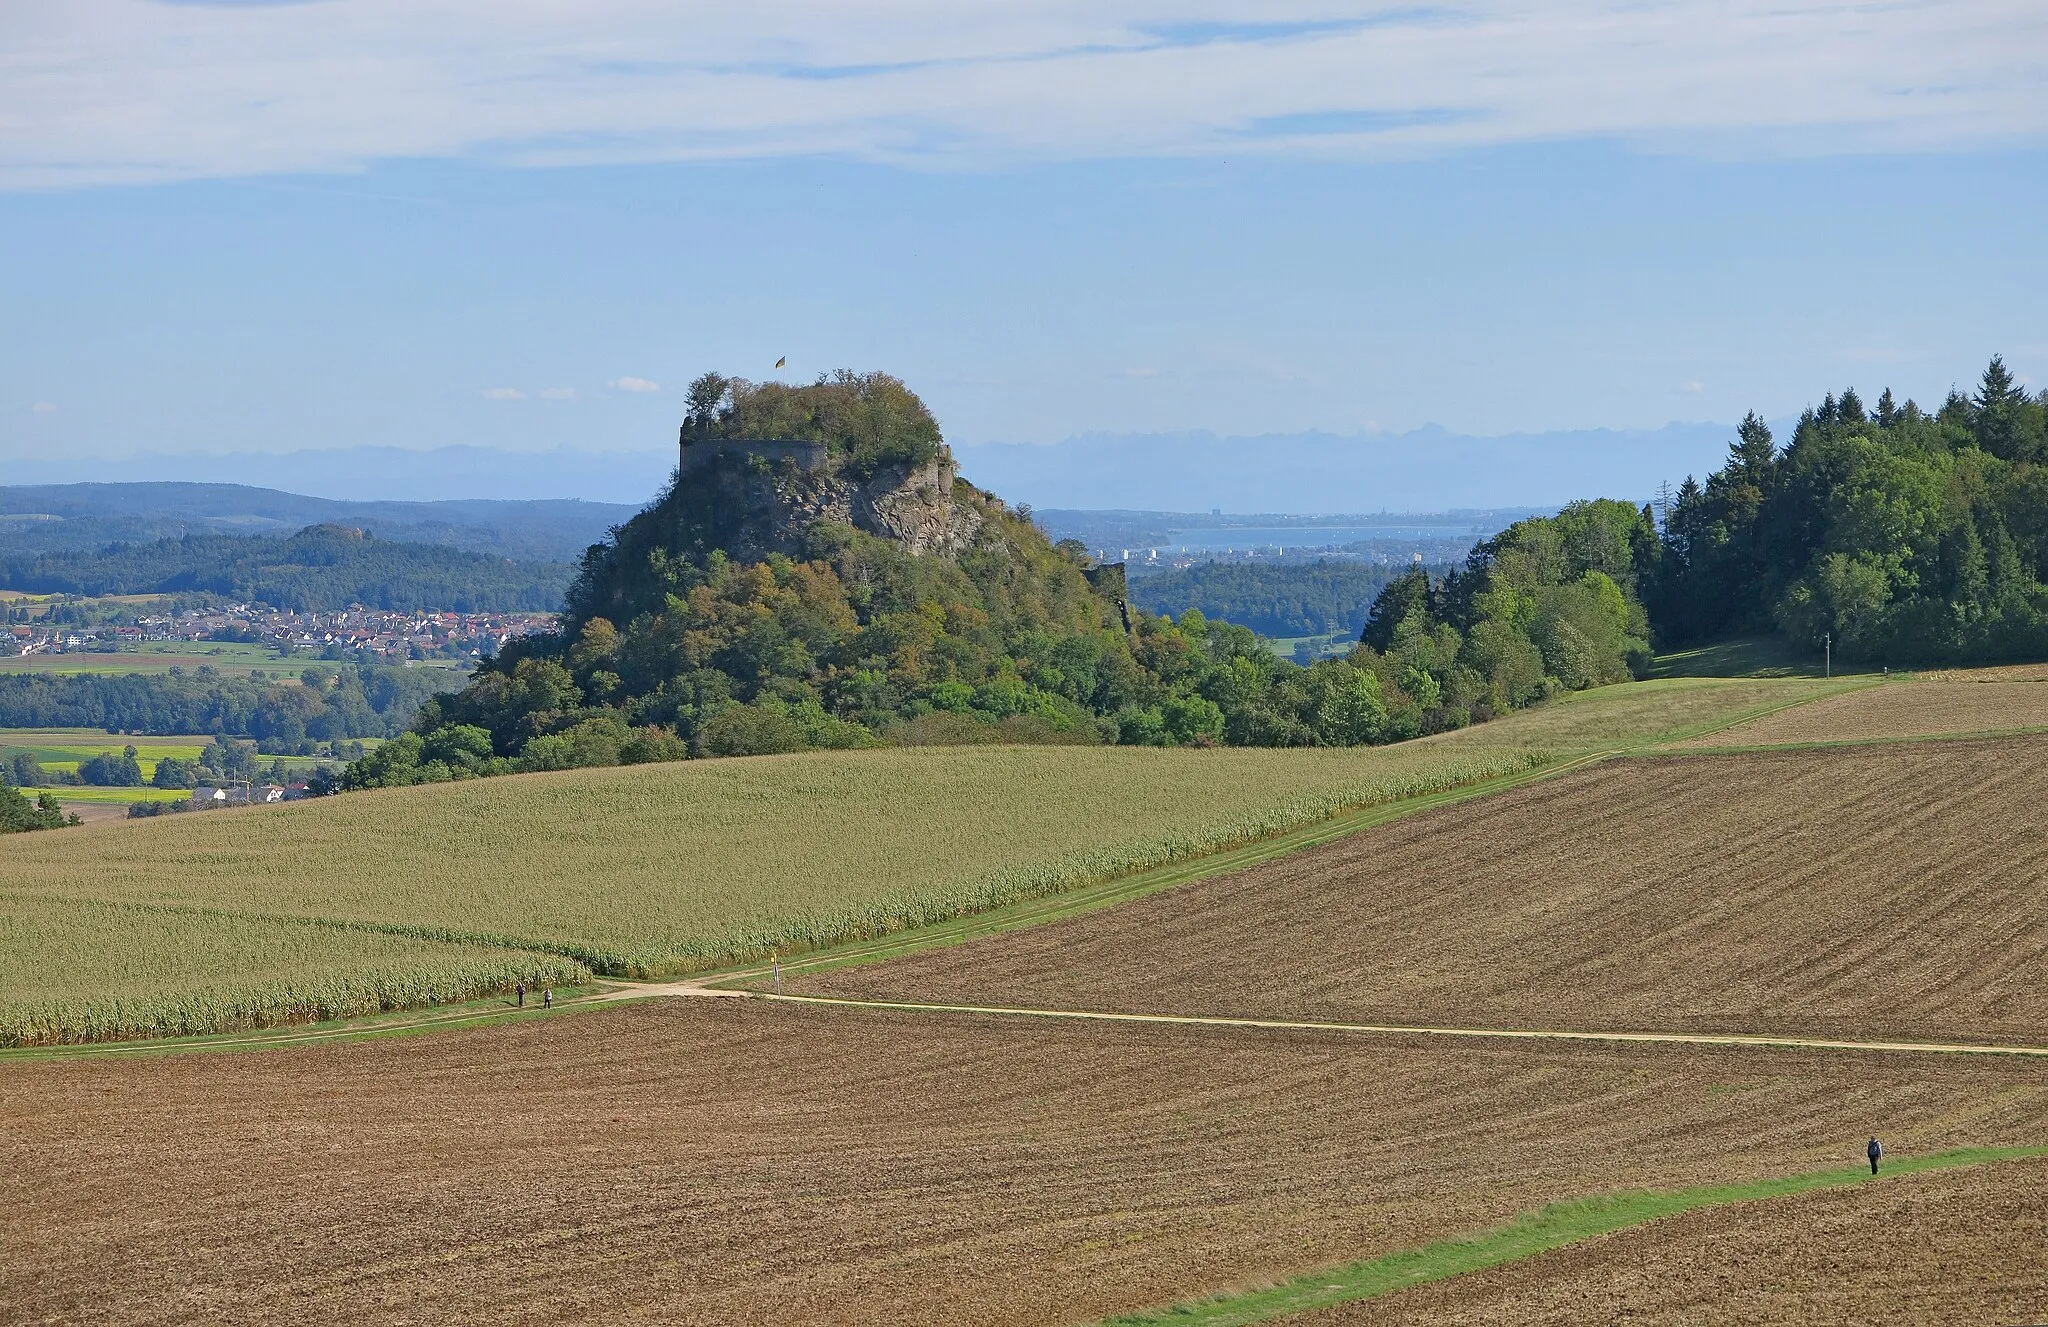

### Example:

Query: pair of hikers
xmin=514 ymin=982 xmax=553 ymax=1010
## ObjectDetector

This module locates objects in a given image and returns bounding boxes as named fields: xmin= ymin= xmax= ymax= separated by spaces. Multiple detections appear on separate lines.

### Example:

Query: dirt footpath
xmin=5 ymin=999 xmax=2045 ymax=1327
xmin=799 ymin=738 xmax=2048 ymax=1045
xmin=1325 ymin=1156 xmax=2048 ymax=1326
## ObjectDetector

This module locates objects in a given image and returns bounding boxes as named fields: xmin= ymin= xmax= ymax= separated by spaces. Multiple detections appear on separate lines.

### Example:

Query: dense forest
xmin=0 ymin=664 xmax=449 ymax=752
xmin=0 ymin=524 xmax=571 ymax=613
xmin=1130 ymin=559 xmax=1420 ymax=638
xmin=1654 ymin=357 xmax=2048 ymax=662
xmin=344 ymin=373 xmax=1636 ymax=785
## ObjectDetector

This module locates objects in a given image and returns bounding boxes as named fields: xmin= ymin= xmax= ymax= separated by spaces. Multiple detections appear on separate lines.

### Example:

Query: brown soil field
xmin=798 ymin=736 xmax=2048 ymax=1044
xmin=1331 ymin=1155 xmax=2048 ymax=1326
xmin=1918 ymin=662 xmax=2048 ymax=683
xmin=1672 ymin=677 xmax=2048 ymax=747
xmin=6 ymin=999 xmax=2045 ymax=1327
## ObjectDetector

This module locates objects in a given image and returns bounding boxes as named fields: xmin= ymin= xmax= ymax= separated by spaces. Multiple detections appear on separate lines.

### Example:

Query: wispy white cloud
xmin=480 ymin=386 xmax=525 ymax=400
xmin=540 ymin=386 xmax=578 ymax=400
xmin=2 ymin=1 xmax=2043 ymax=188
xmin=1679 ymin=380 xmax=1704 ymax=394
xmin=30 ymin=402 xmax=57 ymax=413
xmin=610 ymin=376 xmax=660 ymax=393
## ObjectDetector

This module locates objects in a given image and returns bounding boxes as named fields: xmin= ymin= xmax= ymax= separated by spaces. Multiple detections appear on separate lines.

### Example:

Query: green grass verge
xmin=1096 ymin=1146 xmax=2048 ymax=1327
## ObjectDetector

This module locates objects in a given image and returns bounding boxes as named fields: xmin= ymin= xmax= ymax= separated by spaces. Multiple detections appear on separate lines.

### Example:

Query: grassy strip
xmin=1097 ymin=1146 xmax=2048 ymax=1327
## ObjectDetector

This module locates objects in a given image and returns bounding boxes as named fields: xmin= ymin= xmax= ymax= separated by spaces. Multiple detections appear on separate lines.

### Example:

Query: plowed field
xmin=5 ymin=1000 xmax=2044 ymax=1327
xmin=1330 ymin=1155 xmax=2048 ymax=1326
xmin=798 ymin=736 xmax=2048 ymax=1044
xmin=1673 ymin=677 xmax=2048 ymax=746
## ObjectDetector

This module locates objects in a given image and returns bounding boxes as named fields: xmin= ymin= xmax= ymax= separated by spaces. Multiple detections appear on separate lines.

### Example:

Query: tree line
xmin=0 ymin=665 xmax=450 ymax=753
xmin=1653 ymin=356 xmax=2048 ymax=662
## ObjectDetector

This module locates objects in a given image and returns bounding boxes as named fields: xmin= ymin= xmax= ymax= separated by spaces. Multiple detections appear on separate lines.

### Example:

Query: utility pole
xmin=1824 ymin=632 xmax=1831 ymax=679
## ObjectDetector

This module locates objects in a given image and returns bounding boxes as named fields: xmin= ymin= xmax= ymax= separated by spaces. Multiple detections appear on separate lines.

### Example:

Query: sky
xmin=3 ymin=1 xmax=2045 ymax=501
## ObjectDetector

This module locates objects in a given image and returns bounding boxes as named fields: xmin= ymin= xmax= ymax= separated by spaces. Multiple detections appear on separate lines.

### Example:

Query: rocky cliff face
xmin=679 ymin=448 xmax=984 ymax=562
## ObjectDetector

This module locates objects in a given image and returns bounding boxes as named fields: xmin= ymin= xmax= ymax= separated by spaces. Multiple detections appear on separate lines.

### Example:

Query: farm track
xmin=744 ymin=991 xmax=2048 ymax=1058
xmin=7 ymin=999 xmax=2046 ymax=1327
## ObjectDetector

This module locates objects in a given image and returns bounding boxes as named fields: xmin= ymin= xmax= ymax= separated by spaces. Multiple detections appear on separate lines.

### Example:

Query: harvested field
xmin=1430 ymin=676 xmax=1846 ymax=752
xmin=1671 ymin=676 xmax=2048 ymax=747
xmin=798 ymin=736 xmax=2048 ymax=1044
xmin=1333 ymin=1155 xmax=2048 ymax=1326
xmin=5 ymin=999 xmax=2045 ymax=1327
xmin=1918 ymin=662 xmax=2048 ymax=683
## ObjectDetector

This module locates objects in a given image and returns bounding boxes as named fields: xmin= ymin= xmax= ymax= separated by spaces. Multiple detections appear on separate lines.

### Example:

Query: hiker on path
xmin=543 ymin=986 xmax=552 ymax=1010
xmin=1868 ymin=1136 xmax=1882 ymax=1174
xmin=516 ymin=982 xmax=525 ymax=1009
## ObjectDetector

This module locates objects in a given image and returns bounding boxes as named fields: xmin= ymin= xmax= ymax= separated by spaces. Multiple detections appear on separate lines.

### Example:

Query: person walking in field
xmin=542 ymin=986 xmax=552 ymax=1010
xmin=1868 ymin=1136 xmax=1882 ymax=1174
xmin=516 ymin=981 xmax=525 ymax=1009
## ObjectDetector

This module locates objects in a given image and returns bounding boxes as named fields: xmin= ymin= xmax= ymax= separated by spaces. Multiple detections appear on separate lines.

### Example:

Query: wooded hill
xmin=349 ymin=371 xmax=1643 ymax=784
xmin=1654 ymin=356 xmax=2048 ymax=662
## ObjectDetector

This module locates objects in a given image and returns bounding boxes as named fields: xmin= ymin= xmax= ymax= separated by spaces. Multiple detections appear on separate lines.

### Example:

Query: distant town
xmin=6 ymin=602 xmax=557 ymax=662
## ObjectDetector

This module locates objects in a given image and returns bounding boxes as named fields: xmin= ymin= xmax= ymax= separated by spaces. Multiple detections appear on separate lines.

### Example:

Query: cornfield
xmin=0 ymin=895 xmax=586 ymax=1047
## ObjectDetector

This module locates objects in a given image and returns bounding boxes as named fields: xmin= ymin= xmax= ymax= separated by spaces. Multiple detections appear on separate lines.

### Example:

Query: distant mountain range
xmin=0 ymin=447 xmax=678 ymax=506
xmin=3 ymin=419 xmax=1745 ymax=513
xmin=0 ymin=483 xmax=639 ymax=563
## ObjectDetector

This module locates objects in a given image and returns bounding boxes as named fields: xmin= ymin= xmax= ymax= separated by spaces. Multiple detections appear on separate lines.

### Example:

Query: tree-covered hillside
xmin=1351 ymin=499 xmax=1655 ymax=715
xmin=0 ymin=524 xmax=571 ymax=612
xmin=350 ymin=373 xmax=1644 ymax=786
xmin=1656 ymin=356 xmax=2048 ymax=662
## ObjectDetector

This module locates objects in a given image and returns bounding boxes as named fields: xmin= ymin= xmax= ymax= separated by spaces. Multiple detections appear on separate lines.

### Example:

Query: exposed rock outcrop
xmin=674 ymin=444 xmax=984 ymax=562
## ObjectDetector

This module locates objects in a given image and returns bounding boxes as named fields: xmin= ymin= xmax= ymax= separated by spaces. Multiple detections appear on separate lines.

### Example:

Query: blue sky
xmin=3 ymin=1 xmax=2045 ymax=484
